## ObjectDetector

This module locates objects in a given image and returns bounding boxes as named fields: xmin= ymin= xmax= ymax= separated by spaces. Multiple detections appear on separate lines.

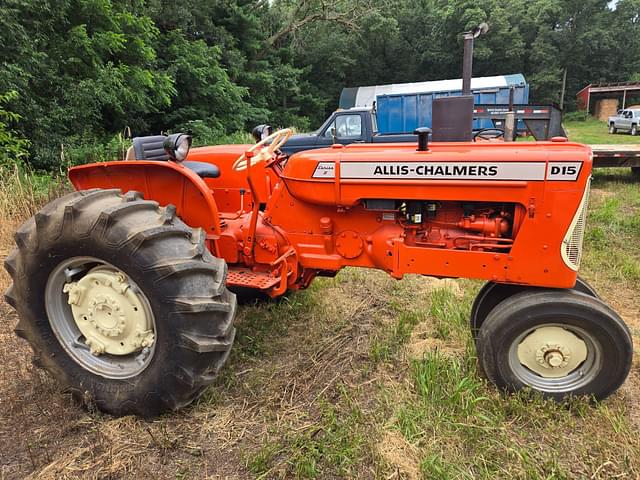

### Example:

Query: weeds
xmin=370 ymin=311 xmax=422 ymax=363
xmin=247 ymin=389 xmax=368 ymax=479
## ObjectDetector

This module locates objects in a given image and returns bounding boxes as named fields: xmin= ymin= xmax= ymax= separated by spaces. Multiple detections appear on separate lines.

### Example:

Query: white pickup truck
xmin=608 ymin=108 xmax=640 ymax=135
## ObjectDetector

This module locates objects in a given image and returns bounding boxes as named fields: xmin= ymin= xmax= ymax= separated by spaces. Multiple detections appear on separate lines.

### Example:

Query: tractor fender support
xmin=68 ymin=161 xmax=222 ymax=246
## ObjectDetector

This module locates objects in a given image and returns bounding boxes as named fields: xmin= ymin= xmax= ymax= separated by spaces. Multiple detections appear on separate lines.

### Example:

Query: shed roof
xmin=578 ymin=81 xmax=640 ymax=96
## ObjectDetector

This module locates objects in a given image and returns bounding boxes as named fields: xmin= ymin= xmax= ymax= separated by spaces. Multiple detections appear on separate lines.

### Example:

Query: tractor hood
xmin=280 ymin=141 xmax=593 ymax=207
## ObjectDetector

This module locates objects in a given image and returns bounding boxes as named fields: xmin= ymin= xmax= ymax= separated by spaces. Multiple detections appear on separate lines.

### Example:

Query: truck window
xmin=336 ymin=115 xmax=362 ymax=138
xmin=323 ymin=122 xmax=335 ymax=138
xmin=322 ymin=114 xmax=363 ymax=138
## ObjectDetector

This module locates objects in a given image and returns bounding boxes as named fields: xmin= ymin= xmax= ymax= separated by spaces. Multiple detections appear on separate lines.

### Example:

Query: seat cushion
xmin=182 ymin=161 xmax=220 ymax=179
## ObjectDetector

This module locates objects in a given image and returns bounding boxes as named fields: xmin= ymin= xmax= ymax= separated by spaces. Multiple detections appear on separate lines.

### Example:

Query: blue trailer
xmin=340 ymin=74 xmax=529 ymax=134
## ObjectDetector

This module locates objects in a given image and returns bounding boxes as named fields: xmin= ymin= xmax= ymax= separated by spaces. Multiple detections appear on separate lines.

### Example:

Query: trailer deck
xmin=591 ymin=144 xmax=640 ymax=168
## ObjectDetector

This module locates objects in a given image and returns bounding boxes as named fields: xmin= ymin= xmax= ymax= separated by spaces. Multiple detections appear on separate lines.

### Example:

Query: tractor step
xmin=226 ymin=268 xmax=280 ymax=290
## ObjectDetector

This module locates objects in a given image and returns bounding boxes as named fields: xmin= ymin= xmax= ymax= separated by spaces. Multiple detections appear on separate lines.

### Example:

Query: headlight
xmin=163 ymin=133 xmax=192 ymax=162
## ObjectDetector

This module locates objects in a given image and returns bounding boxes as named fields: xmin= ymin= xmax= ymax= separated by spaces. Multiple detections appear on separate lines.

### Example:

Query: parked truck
xmin=608 ymin=109 xmax=640 ymax=135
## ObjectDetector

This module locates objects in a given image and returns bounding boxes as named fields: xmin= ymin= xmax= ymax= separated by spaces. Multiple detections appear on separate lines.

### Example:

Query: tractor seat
xmin=129 ymin=135 xmax=221 ymax=179
xmin=181 ymin=161 xmax=220 ymax=178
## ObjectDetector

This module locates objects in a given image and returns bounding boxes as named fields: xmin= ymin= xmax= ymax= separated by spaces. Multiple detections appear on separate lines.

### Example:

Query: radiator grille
xmin=561 ymin=178 xmax=591 ymax=271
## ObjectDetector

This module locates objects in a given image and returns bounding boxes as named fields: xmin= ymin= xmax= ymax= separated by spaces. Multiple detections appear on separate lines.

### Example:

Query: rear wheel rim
xmin=45 ymin=256 xmax=157 ymax=379
xmin=508 ymin=322 xmax=601 ymax=393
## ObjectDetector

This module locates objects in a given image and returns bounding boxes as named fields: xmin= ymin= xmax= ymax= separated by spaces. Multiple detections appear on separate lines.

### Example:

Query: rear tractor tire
xmin=476 ymin=290 xmax=632 ymax=401
xmin=4 ymin=189 xmax=237 ymax=417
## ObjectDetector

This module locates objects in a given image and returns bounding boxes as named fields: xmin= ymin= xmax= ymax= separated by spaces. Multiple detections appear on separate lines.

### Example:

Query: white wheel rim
xmin=516 ymin=326 xmax=587 ymax=378
xmin=509 ymin=323 xmax=601 ymax=393
xmin=45 ymin=257 xmax=156 ymax=379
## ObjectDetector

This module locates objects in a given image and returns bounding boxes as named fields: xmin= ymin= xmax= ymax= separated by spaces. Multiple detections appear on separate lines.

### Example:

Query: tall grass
xmin=0 ymin=166 xmax=68 ymax=288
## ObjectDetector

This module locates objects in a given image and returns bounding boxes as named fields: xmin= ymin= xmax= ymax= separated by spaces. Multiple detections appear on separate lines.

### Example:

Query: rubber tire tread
xmin=476 ymin=290 xmax=632 ymax=401
xmin=469 ymin=277 xmax=598 ymax=337
xmin=3 ymin=189 xmax=236 ymax=418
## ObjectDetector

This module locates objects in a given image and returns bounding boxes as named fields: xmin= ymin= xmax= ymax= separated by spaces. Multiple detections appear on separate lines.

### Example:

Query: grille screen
xmin=562 ymin=178 xmax=591 ymax=270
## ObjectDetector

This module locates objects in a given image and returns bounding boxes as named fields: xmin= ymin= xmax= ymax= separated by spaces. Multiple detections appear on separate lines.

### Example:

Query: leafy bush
xmin=563 ymin=110 xmax=591 ymax=122
xmin=61 ymin=133 xmax=132 ymax=167
xmin=0 ymin=91 xmax=30 ymax=168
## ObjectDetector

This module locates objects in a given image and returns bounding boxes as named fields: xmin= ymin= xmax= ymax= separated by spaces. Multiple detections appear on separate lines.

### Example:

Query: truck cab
xmin=281 ymin=108 xmax=418 ymax=155
xmin=281 ymin=108 xmax=374 ymax=155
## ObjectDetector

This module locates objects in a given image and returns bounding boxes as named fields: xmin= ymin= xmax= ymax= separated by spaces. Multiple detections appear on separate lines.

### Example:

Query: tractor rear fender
xmin=69 ymin=160 xmax=222 ymax=240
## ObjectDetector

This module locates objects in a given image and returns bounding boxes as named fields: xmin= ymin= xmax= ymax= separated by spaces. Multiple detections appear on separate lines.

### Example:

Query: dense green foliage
xmin=0 ymin=91 xmax=31 ymax=168
xmin=1 ymin=0 xmax=639 ymax=169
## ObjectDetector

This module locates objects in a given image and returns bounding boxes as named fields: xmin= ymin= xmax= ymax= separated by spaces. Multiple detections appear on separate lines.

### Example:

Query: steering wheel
xmin=233 ymin=128 xmax=292 ymax=171
xmin=473 ymin=128 xmax=505 ymax=141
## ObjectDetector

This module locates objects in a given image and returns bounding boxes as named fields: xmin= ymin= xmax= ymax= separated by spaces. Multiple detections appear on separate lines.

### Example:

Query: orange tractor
xmin=4 ymin=126 xmax=633 ymax=417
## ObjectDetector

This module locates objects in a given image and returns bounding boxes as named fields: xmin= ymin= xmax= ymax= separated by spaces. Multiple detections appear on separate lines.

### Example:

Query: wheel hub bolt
xmin=535 ymin=343 xmax=570 ymax=369
xmin=545 ymin=350 xmax=564 ymax=368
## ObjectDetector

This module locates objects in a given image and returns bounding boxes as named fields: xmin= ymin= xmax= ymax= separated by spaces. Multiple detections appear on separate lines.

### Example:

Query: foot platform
xmin=226 ymin=268 xmax=280 ymax=290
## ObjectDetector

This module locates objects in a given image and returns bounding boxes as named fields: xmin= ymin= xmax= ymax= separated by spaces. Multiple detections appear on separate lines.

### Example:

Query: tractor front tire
xmin=470 ymin=277 xmax=598 ymax=338
xmin=477 ymin=290 xmax=632 ymax=401
xmin=4 ymin=189 xmax=236 ymax=417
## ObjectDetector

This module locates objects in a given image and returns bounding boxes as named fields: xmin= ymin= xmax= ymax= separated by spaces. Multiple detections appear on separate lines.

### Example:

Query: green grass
xmin=564 ymin=117 xmax=640 ymax=144
xmin=246 ymin=383 xmax=370 ymax=479
xmin=582 ymin=169 xmax=640 ymax=283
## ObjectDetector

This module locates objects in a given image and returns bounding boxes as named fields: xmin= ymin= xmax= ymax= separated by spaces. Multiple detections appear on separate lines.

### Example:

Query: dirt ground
xmin=1 ymin=170 xmax=639 ymax=479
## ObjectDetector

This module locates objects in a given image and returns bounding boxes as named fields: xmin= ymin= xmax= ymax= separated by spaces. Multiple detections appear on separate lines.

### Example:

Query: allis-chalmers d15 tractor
xmin=4 ymin=125 xmax=633 ymax=417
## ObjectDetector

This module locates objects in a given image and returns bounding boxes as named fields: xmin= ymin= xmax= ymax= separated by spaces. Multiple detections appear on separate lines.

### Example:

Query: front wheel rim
xmin=508 ymin=322 xmax=602 ymax=393
xmin=45 ymin=256 xmax=157 ymax=379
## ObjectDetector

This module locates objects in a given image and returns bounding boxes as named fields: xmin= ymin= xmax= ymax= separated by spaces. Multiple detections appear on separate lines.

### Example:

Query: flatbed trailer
xmin=590 ymin=145 xmax=640 ymax=171
xmin=474 ymin=106 xmax=640 ymax=174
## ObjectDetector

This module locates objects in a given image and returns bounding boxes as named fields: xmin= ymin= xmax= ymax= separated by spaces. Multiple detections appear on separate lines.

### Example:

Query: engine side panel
xmin=260 ymin=141 xmax=592 ymax=289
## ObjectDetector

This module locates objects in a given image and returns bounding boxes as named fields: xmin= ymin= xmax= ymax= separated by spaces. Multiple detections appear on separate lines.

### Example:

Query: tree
xmin=1 ymin=0 xmax=639 ymax=169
